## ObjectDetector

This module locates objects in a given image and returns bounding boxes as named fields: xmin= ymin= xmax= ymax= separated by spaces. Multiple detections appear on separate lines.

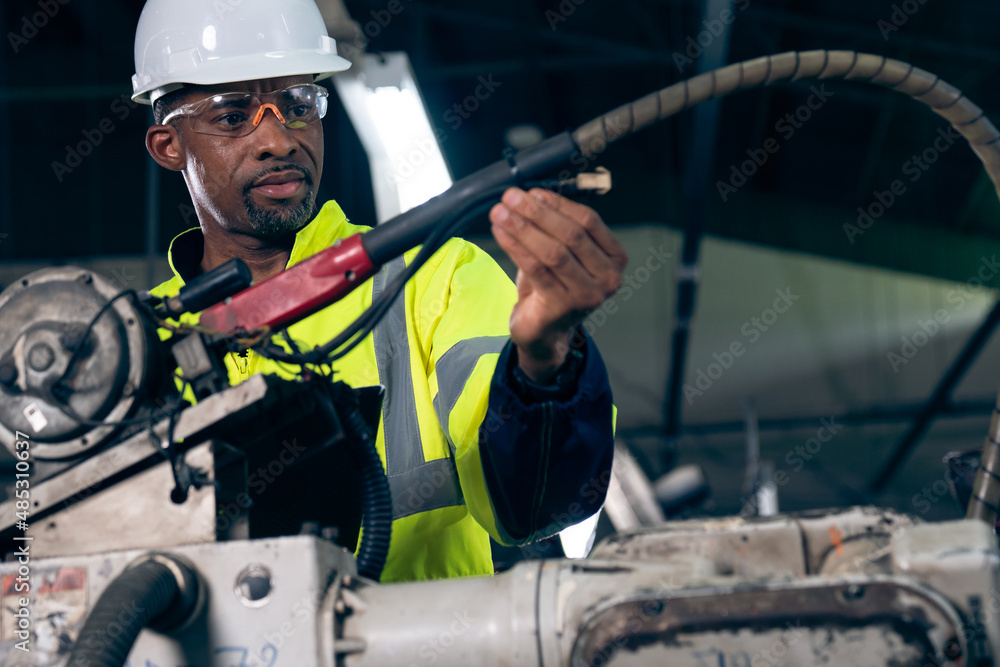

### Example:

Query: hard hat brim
xmin=133 ymin=50 xmax=352 ymax=106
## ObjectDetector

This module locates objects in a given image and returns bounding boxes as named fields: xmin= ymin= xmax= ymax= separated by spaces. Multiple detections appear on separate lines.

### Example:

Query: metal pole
xmin=869 ymin=298 xmax=1000 ymax=494
xmin=967 ymin=389 xmax=1000 ymax=525
xmin=743 ymin=398 xmax=760 ymax=500
xmin=663 ymin=0 xmax=734 ymax=436
xmin=618 ymin=399 xmax=996 ymax=438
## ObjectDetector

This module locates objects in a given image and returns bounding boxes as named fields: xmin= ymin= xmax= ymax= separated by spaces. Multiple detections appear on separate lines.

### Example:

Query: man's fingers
xmin=529 ymin=188 xmax=628 ymax=270
xmin=489 ymin=207 xmax=567 ymax=293
xmin=491 ymin=202 xmax=599 ymax=298
xmin=500 ymin=188 xmax=608 ymax=282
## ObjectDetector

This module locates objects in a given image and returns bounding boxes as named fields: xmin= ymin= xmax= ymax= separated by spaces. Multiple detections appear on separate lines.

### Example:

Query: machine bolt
xmin=944 ymin=638 xmax=962 ymax=660
xmin=642 ymin=599 xmax=664 ymax=616
xmin=0 ymin=362 xmax=17 ymax=387
xmin=234 ymin=564 xmax=273 ymax=608
xmin=27 ymin=343 xmax=56 ymax=372
xmin=59 ymin=329 xmax=85 ymax=352
xmin=842 ymin=584 xmax=866 ymax=601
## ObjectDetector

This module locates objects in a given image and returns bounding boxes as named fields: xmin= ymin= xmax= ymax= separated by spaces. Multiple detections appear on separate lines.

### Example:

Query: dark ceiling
xmin=2 ymin=0 xmax=1000 ymax=286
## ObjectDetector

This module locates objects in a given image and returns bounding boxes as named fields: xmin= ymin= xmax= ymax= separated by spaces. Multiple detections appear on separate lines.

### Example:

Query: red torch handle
xmin=198 ymin=233 xmax=377 ymax=334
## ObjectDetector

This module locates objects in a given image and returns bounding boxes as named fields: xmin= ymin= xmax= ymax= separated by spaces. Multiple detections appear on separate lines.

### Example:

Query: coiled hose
xmin=572 ymin=50 xmax=1000 ymax=198
xmin=572 ymin=49 xmax=1000 ymax=524
xmin=340 ymin=387 xmax=393 ymax=582
xmin=67 ymin=556 xmax=197 ymax=667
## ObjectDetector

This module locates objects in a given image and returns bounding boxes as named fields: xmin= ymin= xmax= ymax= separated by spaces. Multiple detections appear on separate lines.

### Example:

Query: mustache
xmin=243 ymin=163 xmax=314 ymax=194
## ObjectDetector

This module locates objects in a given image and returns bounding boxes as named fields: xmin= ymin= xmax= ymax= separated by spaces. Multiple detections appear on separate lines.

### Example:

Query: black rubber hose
xmin=341 ymin=391 xmax=393 ymax=581
xmin=67 ymin=559 xmax=179 ymax=667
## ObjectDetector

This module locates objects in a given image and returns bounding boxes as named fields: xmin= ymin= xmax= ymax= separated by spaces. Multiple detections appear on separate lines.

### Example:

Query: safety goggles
xmin=161 ymin=84 xmax=329 ymax=137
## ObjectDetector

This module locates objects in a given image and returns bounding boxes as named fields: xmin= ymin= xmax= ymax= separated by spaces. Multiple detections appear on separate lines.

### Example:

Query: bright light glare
xmin=362 ymin=82 xmax=452 ymax=216
xmin=559 ymin=510 xmax=601 ymax=559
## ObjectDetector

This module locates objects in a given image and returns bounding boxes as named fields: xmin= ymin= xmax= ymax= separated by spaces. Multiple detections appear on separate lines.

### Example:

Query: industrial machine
xmin=2 ymin=50 xmax=1000 ymax=666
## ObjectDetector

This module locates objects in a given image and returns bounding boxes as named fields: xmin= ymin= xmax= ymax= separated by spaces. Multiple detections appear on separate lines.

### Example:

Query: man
xmin=136 ymin=0 xmax=626 ymax=582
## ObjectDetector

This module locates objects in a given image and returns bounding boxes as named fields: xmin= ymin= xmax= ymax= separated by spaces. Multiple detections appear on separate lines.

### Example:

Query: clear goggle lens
xmin=162 ymin=84 xmax=329 ymax=137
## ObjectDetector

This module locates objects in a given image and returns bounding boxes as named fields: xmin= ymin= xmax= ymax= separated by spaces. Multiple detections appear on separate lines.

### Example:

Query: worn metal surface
xmin=0 ymin=267 xmax=150 ymax=458
xmin=27 ymin=442 xmax=218 ymax=559
xmin=590 ymin=514 xmax=808 ymax=578
xmin=0 ymin=374 xmax=273 ymax=543
xmin=0 ymin=509 xmax=994 ymax=666
xmin=0 ymin=535 xmax=355 ymax=667
xmin=892 ymin=519 xmax=1000 ymax=665
xmin=570 ymin=576 xmax=964 ymax=667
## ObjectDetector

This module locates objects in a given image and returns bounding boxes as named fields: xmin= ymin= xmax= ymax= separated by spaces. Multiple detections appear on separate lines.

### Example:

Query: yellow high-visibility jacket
xmin=150 ymin=200 xmax=615 ymax=582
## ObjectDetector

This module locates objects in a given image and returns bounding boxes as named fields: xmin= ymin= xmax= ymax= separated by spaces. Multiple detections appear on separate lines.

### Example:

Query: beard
xmin=242 ymin=167 xmax=317 ymax=238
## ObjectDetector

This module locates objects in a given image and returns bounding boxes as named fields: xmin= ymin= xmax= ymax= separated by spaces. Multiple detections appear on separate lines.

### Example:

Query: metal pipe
xmin=967 ymin=391 xmax=1000 ymax=525
xmin=617 ymin=398 xmax=996 ymax=438
xmin=869 ymin=298 xmax=1000 ymax=494
xmin=662 ymin=0 xmax=734 ymax=436
xmin=744 ymin=398 xmax=760 ymax=500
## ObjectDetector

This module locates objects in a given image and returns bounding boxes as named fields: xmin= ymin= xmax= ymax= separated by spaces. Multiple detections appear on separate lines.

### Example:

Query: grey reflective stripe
xmin=432 ymin=335 xmax=509 ymax=448
xmin=372 ymin=256 xmax=424 ymax=475
xmin=390 ymin=458 xmax=465 ymax=520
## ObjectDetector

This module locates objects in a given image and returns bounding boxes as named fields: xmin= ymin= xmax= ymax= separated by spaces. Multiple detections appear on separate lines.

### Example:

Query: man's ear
xmin=146 ymin=124 xmax=185 ymax=171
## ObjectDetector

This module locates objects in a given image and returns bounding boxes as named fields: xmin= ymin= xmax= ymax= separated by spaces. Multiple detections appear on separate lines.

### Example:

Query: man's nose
xmin=251 ymin=105 xmax=298 ymax=159
xmin=253 ymin=103 xmax=286 ymax=129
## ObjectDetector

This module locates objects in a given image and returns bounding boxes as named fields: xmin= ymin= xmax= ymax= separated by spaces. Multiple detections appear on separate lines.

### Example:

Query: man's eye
xmin=285 ymin=103 xmax=313 ymax=119
xmin=212 ymin=111 xmax=249 ymax=127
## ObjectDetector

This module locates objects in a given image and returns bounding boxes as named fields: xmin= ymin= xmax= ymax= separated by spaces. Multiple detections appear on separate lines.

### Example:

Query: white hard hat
xmin=132 ymin=0 xmax=352 ymax=105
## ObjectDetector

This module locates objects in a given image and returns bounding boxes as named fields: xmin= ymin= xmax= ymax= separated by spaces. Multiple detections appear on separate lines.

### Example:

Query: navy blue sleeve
xmin=478 ymin=334 xmax=615 ymax=545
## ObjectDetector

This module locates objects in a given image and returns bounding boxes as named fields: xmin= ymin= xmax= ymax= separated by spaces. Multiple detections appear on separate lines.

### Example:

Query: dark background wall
xmin=3 ymin=0 xmax=1000 ymax=523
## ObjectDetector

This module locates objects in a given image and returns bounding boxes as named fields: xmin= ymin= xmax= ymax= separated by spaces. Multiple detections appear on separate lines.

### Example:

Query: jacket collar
xmin=165 ymin=200 xmax=350 ymax=286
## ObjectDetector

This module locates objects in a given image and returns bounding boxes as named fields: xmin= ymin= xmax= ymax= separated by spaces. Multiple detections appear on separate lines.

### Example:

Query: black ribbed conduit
xmin=341 ymin=391 xmax=393 ymax=581
xmin=67 ymin=560 xmax=181 ymax=667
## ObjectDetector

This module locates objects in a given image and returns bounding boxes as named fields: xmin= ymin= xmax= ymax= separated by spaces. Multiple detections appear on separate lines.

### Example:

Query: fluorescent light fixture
xmin=333 ymin=52 xmax=452 ymax=223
